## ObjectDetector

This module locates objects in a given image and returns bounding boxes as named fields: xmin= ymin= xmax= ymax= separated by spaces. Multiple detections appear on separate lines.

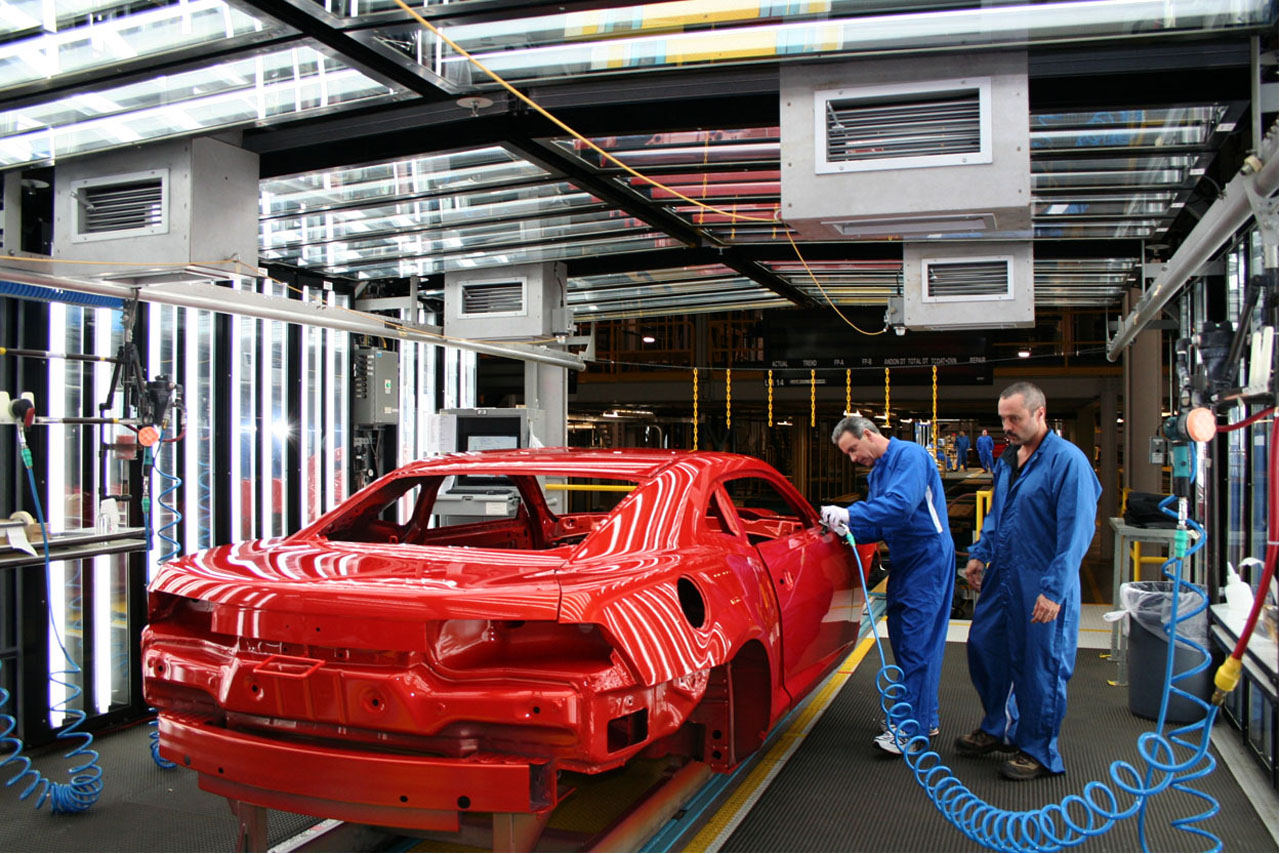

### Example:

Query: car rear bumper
xmin=159 ymin=713 xmax=555 ymax=830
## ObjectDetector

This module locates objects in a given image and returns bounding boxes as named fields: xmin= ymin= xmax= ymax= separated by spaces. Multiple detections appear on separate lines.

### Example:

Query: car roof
xmin=392 ymin=447 xmax=758 ymax=481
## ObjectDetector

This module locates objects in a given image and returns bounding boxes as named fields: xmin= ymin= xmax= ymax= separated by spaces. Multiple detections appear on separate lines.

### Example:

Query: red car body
xmin=143 ymin=448 xmax=873 ymax=832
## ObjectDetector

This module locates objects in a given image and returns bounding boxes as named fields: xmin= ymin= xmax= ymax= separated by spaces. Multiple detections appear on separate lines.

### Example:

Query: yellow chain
xmin=767 ymin=369 xmax=773 ymax=427
xmin=725 ymin=366 xmax=732 ymax=430
xmin=932 ymin=364 xmax=938 ymax=456
xmin=693 ymin=367 xmax=699 ymax=450
xmin=810 ymin=369 xmax=816 ymax=428
xmin=884 ymin=367 xmax=891 ymax=425
xmin=845 ymin=368 xmax=851 ymax=415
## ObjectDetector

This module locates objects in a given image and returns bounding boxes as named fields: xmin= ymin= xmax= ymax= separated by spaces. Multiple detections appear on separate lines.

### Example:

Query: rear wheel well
xmin=727 ymin=640 xmax=771 ymax=761
xmin=687 ymin=639 xmax=773 ymax=770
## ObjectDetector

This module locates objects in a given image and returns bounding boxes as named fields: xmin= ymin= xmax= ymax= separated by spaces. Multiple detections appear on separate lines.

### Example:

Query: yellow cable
xmin=809 ymin=369 xmax=816 ymax=428
xmin=932 ymin=365 xmax=938 ymax=458
xmin=767 ymin=368 xmax=773 ymax=427
xmin=783 ymin=230 xmax=886 ymax=336
xmin=725 ymin=366 xmax=731 ymax=430
xmin=692 ymin=367 xmax=699 ymax=450
xmin=391 ymin=0 xmax=776 ymax=226
xmin=884 ymin=367 xmax=891 ymax=426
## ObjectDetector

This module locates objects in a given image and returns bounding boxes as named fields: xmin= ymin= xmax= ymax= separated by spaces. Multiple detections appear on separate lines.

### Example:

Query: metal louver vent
xmin=814 ymin=78 xmax=992 ymax=174
xmin=78 ymin=178 xmax=165 ymax=234
xmin=827 ymin=91 xmax=981 ymax=163
xmin=924 ymin=259 xmax=1012 ymax=301
xmin=461 ymin=281 xmax=525 ymax=315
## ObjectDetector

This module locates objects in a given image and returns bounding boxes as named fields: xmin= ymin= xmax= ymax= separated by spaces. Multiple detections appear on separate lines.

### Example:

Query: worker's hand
xmin=1031 ymin=594 xmax=1061 ymax=623
xmin=964 ymin=558 xmax=985 ymax=591
xmin=820 ymin=505 xmax=849 ymax=536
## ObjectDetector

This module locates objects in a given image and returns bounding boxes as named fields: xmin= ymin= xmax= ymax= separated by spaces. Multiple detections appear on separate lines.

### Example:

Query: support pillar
xmin=1122 ymin=288 xmax=1165 ymax=495
xmin=1099 ymin=378 xmax=1120 ymax=591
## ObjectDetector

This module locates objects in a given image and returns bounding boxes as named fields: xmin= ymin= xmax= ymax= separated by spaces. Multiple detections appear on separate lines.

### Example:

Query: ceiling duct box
xmin=903 ymin=240 xmax=1034 ymax=330
xmin=50 ymin=136 xmax=258 ymax=283
xmin=781 ymin=52 xmax=1030 ymax=240
xmin=445 ymin=262 xmax=568 ymax=341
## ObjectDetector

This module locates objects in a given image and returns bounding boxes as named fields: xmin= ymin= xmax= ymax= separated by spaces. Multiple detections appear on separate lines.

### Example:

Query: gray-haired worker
xmin=821 ymin=415 xmax=956 ymax=754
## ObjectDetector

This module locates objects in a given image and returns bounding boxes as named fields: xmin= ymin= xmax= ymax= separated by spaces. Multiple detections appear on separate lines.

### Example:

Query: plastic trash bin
xmin=1119 ymin=581 xmax=1215 ymax=724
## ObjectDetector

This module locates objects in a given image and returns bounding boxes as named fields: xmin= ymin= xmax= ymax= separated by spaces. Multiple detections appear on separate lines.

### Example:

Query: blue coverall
xmin=976 ymin=433 xmax=996 ymax=471
xmin=966 ymin=431 xmax=1101 ymax=773
xmin=955 ymin=434 xmax=971 ymax=470
xmin=845 ymin=438 xmax=956 ymax=733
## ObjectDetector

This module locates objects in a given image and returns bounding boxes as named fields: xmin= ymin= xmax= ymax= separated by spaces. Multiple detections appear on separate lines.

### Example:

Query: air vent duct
xmin=819 ymin=81 xmax=988 ymax=173
xmin=461 ymin=281 xmax=526 ymax=316
xmin=782 ymin=52 xmax=1030 ymax=241
xmin=445 ymin=262 xmax=569 ymax=341
xmin=50 ymin=136 xmax=258 ymax=283
xmin=924 ymin=259 xmax=1012 ymax=301
xmin=72 ymin=171 xmax=167 ymax=240
xmin=904 ymin=242 xmax=1033 ymax=330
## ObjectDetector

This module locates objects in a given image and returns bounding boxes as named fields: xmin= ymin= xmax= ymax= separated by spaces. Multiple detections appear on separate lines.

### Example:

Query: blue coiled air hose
xmin=148 ymin=428 xmax=182 ymax=769
xmin=843 ymin=499 xmax=1222 ymax=853
xmin=0 ymin=437 xmax=104 ymax=813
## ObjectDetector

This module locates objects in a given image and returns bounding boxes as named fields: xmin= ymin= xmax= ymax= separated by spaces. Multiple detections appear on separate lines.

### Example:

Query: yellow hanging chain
xmin=932 ymin=365 xmax=938 ymax=455
xmin=845 ymin=368 xmax=851 ymax=415
xmin=767 ymin=369 xmax=773 ymax=427
xmin=810 ymin=369 xmax=816 ymax=428
xmin=884 ymin=367 xmax=891 ymax=425
xmin=725 ymin=366 xmax=732 ymax=430
xmin=692 ymin=367 xmax=699 ymax=451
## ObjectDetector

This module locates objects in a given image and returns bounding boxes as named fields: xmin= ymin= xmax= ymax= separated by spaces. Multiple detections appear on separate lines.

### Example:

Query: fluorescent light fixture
xmin=418 ymin=0 xmax=1272 ymax=85
xmin=642 ymin=335 xmax=656 ymax=343
xmin=1017 ymin=349 xmax=1032 ymax=358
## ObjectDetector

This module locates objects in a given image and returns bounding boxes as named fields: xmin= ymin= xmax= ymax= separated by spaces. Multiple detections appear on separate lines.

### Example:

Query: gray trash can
xmin=1120 ymin=581 xmax=1215 ymax=724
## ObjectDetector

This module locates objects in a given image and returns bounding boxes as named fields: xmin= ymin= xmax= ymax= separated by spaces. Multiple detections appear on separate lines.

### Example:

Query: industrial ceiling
xmin=0 ymin=0 xmax=1275 ymax=329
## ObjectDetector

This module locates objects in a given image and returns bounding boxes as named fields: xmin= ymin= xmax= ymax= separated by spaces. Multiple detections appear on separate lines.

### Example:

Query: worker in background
xmin=976 ymin=428 xmax=996 ymax=473
xmin=956 ymin=382 xmax=1101 ymax=780
xmin=822 ymin=415 xmax=956 ymax=755
xmin=955 ymin=430 xmax=971 ymax=472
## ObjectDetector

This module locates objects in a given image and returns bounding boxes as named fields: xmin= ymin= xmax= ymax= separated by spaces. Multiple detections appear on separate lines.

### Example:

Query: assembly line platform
xmin=1 ymin=623 xmax=1274 ymax=852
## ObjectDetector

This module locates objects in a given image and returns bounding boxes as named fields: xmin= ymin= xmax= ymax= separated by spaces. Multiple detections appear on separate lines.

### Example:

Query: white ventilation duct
xmin=48 ymin=136 xmax=258 ymax=284
xmin=444 ymin=262 xmax=572 ymax=341
xmin=781 ymin=52 xmax=1031 ymax=241
xmin=902 ymin=241 xmax=1034 ymax=330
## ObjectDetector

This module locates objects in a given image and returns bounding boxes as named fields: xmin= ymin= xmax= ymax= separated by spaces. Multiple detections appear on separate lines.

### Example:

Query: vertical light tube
xmin=336 ymin=292 xmax=350 ymax=504
xmin=147 ymin=303 xmax=163 ymax=579
xmin=183 ymin=307 xmax=198 ymax=551
xmin=323 ymin=301 xmax=337 ymax=513
xmin=92 ymin=306 xmax=117 ymax=713
xmin=259 ymin=285 xmax=274 ymax=539
xmin=460 ymin=350 xmax=477 ymax=408
xmin=300 ymin=287 xmax=314 ymax=525
xmin=443 ymin=348 xmax=459 ymax=410
xmin=46 ymin=303 xmax=67 ymax=726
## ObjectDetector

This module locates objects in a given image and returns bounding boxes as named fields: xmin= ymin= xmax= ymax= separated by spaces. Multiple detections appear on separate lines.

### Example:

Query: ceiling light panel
xmin=567 ymin=264 xmax=790 ymax=320
xmin=0 ymin=45 xmax=398 ymax=168
xmin=0 ymin=0 xmax=281 ymax=93
xmin=352 ymin=0 xmax=1273 ymax=90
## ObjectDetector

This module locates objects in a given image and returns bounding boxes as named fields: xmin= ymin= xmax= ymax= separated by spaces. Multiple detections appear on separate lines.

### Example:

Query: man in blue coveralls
xmin=955 ymin=430 xmax=971 ymax=471
xmin=956 ymin=382 xmax=1101 ymax=780
xmin=976 ymin=428 xmax=996 ymax=472
xmin=822 ymin=415 xmax=956 ymax=755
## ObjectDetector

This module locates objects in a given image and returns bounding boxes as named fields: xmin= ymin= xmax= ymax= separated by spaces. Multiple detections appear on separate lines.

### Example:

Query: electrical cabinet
xmin=352 ymin=349 xmax=399 ymax=426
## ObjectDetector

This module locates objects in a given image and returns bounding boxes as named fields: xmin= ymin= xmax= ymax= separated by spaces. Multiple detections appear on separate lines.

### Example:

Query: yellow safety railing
xmin=974 ymin=489 xmax=993 ymax=540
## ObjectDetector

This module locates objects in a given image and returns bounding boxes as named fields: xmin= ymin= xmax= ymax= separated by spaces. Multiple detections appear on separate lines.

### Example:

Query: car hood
xmin=150 ymin=538 xmax=565 ymax=621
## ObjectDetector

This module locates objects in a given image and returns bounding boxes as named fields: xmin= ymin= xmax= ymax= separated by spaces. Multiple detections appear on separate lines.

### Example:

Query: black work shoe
xmin=954 ymin=729 xmax=1017 ymax=756
xmin=999 ymin=751 xmax=1049 ymax=780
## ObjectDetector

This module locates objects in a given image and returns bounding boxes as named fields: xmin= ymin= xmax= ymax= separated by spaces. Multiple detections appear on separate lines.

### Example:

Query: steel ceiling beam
xmin=232 ymin=0 xmax=454 ymax=99
xmin=506 ymin=136 xmax=814 ymax=308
